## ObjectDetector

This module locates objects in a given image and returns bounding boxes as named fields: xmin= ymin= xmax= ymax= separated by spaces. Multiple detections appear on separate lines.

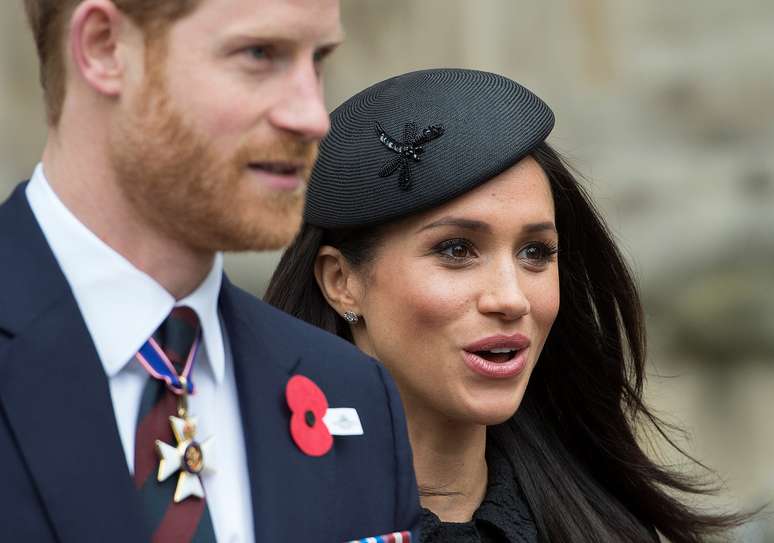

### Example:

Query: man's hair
xmin=23 ymin=0 xmax=202 ymax=125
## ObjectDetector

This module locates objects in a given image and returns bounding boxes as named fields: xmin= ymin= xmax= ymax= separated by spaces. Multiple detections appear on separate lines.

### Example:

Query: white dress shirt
xmin=26 ymin=163 xmax=254 ymax=543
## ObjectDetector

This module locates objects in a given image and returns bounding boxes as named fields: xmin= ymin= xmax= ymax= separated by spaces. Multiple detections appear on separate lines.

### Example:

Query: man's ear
xmin=69 ymin=0 xmax=137 ymax=98
xmin=314 ymin=245 xmax=363 ymax=317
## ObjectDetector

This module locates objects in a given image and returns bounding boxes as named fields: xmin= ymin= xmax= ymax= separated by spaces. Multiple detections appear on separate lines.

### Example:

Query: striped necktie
xmin=133 ymin=307 xmax=217 ymax=542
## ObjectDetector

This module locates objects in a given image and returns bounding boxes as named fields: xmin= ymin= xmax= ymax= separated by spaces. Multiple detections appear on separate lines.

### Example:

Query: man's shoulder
xmin=0 ymin=181 xmax=72 ymax=334
xmin=0 ymin=181 xmax=35 ymax=253
xmin=221 ymin=281 xmax=381 ymax=374
xmin=0 ymin=182 xmax=28 ymax=226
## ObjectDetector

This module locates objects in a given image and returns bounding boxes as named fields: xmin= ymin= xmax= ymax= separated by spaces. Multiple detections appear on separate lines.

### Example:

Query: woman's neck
xmin=406 ymin=407 xmax=488 ymax=523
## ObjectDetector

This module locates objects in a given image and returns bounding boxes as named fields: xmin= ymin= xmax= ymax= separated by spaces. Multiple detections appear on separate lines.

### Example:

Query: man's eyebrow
xmin=416 ymin=217 xmax=492 ymax=234
xmin=220 ymin=29 xmax=345 ymax=50
xmin=321 ymin=29 xmax=346 ymax=48
xmin=314 ymin=39 xmax=343 ymax=60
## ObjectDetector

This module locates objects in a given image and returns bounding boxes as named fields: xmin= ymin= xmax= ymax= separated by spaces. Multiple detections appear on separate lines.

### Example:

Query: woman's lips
xmin=462 ymin=334 xmax=531 ymax=379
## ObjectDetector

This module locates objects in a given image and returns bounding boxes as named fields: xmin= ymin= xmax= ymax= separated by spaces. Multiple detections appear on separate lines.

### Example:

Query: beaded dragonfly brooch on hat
xmin=375 ymin=122 xmax=445 ymax=190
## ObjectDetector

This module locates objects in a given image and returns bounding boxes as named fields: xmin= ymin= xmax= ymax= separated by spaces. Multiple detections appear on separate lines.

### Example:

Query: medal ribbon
xmin=135 ymin=335 xmax=200 ymax=395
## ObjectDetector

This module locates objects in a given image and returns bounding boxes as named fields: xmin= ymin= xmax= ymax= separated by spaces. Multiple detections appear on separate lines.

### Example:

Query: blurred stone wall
xmin=0 ymin=3 xmax=45 ymax=188
xmin=2 ymin=1 xmax=773 ymax=538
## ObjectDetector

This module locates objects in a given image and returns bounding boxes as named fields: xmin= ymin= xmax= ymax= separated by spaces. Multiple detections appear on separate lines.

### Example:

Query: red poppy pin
xmin=286 ymin=375 xmax=333 ymax=457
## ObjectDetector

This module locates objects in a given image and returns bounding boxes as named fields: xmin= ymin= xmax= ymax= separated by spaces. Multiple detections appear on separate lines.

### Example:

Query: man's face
xmin=110 ymin=0 xmax=342 ymax=252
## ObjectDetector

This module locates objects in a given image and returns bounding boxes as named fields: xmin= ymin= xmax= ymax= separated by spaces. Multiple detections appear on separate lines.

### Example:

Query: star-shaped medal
xmin=155 ymin=416 xmax=215 ymax=503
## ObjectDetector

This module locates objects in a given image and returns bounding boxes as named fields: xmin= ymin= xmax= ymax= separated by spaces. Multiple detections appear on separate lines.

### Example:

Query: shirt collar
xmin=177 ymin=254 xmax=224 ymax=383
xmin=25 ymin=163 xmax=225 ymax=383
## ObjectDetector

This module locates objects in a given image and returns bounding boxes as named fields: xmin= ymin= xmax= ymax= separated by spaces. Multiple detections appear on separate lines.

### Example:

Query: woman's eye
xmin=447 ymin=244 xmax=470 ymax=258
xmin=435 ymin=239 xmax=476 ymax=262
xmin=518 ymin=242 xmax=558 ymax=265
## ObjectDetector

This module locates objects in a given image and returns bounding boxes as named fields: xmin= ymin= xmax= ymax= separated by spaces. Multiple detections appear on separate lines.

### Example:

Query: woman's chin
xmin=461 ymin=396 xmax=524 ymax=427
xmin=455 ymin=380 xmax=528 ymax=426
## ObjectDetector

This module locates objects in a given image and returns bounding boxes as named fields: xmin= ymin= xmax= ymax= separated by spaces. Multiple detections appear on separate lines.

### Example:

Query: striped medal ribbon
xmin=134 ymin=307 xmax=216 ymax=542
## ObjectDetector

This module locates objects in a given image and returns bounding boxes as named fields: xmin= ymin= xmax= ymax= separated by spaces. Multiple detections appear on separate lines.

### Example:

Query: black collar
xmin=474 ymin=443 xmax=538 ymax=542
xmin=420 ymin=443 xmax=537 ymax=543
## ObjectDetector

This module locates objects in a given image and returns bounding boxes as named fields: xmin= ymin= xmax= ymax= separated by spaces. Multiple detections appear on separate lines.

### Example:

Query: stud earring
xmin=343 ymin=311 xmax=360 ymax=323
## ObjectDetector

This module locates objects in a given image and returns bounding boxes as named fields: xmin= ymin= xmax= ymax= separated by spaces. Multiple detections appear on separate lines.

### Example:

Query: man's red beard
xmin=109 ymin=51 xmax=318 ymax=254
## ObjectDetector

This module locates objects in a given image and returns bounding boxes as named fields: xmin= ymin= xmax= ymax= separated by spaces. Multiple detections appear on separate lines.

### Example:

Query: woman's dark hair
xmin=265 ymin=142 xmax=746 ymax=542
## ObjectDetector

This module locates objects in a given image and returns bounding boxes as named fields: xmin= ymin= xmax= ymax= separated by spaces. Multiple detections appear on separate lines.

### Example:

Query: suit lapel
xmin=0 ymin=184 xmax=148 ymax=542
xmin=219 ymin=280 xmax=338 ymax=541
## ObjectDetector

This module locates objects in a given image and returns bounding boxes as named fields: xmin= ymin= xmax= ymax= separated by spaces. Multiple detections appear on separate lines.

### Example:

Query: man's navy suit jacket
xmin=0 ymin=183 xmax=421 ymax=542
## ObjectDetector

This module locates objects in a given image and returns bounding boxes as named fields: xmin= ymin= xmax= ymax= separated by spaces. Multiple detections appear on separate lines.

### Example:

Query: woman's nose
xmin=477 ymin=260 xmax=531 ymax=320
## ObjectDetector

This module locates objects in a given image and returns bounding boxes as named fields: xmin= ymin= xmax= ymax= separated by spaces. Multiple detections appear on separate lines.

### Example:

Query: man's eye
xmin=312 ymin=47 xmax=336 ymax=75
xmin=246 ymin=46 xmax=269 ymax=61
xmin=313 ymin=46 xmax=335 ymax=65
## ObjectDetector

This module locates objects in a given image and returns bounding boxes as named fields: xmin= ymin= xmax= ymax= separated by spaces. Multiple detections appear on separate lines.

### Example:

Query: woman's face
xmin=351 ymin=156 xmax=560 ymax=426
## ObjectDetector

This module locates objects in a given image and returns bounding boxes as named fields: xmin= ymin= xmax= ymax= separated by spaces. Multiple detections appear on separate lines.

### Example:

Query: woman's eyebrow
xmin=522 ymin=221 xmax=557 ymax=234
xmin=416 ymin=216 xmax=492 ymax=234
xmin=416 ymin=217 xmax=557 ymax=235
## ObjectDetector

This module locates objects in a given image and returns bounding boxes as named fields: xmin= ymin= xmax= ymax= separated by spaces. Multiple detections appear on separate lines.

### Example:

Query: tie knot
xmin=153 ymin=306 xmax=201 ymax=372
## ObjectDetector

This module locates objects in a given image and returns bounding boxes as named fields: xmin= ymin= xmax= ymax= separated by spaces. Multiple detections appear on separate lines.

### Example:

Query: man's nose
xmin=267 ymin=60 xmax=330 ymax=141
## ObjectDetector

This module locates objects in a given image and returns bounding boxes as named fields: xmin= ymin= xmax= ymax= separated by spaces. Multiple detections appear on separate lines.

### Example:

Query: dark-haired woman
xmin=265 ymin=69 xmax=740 ymax=542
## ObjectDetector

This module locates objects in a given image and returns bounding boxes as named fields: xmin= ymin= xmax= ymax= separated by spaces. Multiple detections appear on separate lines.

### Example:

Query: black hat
xmin=304 ymin=68 xmax=554 ymax=229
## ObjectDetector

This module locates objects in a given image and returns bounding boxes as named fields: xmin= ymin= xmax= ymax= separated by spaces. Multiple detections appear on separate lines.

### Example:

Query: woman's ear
xmin=314 ymin=245 xmax=363 ymax=317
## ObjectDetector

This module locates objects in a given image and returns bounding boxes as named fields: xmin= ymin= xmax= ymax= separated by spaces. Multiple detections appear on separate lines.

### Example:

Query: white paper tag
xmin=324 ymin=408 xmax=364 ymax=436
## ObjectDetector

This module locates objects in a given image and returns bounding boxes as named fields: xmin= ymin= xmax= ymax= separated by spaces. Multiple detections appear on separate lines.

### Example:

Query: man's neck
xmin=406 ymin=402 xmax=488 ymax=523
xmin=42 ymin=135 xmax=214 ymax=300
